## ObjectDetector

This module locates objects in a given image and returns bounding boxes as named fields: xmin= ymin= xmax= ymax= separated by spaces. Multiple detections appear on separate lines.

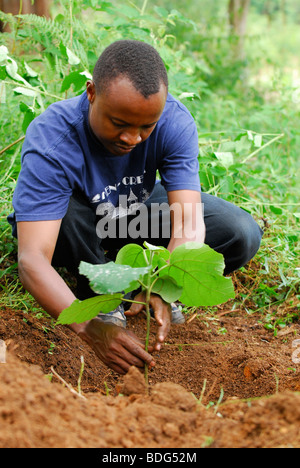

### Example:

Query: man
xmin=8 ymin=40 xmax=263 ymax=375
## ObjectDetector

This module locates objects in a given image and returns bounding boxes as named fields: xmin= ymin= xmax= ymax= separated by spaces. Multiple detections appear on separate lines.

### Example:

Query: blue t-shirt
xmin=8 ymin=91 xmax=200 ymax=232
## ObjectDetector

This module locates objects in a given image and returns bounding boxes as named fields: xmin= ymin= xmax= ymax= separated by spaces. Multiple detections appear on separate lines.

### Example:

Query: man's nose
xmin=119 ymin=129 xmax=142 ymax=146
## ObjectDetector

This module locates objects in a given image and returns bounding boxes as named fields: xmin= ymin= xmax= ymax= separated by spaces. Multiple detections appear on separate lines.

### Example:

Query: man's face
xmin=86 ymin=77 xmax=167 ymax=156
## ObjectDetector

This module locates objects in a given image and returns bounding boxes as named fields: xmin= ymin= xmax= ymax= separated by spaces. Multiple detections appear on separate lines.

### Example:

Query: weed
xmin=48 ymin=342 xmax=56 ymax=355
xmin=50 ymin=355 xmax=87 ymax=400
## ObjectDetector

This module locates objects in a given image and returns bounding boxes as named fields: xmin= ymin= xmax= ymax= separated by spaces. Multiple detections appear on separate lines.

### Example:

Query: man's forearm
xmin=167 ymin=225 xmax=205 ymax=252
xmin=168 ymin=208 xmax=206 ymax=252
xmin=167 ymin=189 xmax=206 ymax=253
xmin=18 ymin=253 xmax=84 ymax=333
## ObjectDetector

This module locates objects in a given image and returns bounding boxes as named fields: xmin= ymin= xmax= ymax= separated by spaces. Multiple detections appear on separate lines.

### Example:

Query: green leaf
xmin=151 ymin=276 xmax=183 ymax=303
xmin=92 ymin=0 xmax=111 ymax=8
xmin=143 ymin=241 xmax=169 ymax=256
xmin=94 ymin=1 xmax=115 ymax=13
xmin=6 ymin=59 xmax=29 ymax=85
xmin=234 ymin=135 xmax=251 ymax=154
xmin=115 ymin=243 xmax=147 ymax=268
xmin=0 ymin=45 xmax=8 ymax=63
xmin=160 ymin=242 xmax=235 ymax=306
xmin=79 ymin=261 xmax=151 ymax=294
xmin=80 ymin=70 xmax=92 ymax=80
xmin=19 ymin=102 xmax=36 ymax=132
xmin=116 ymin=242 xmax=170 ymax=270
xmin=24 ymin=62 xmax=38 ymax=78
xmin=254 ymin=134 xmax=263 ymax=147
xmin=120 ymin=5 xmax=139 ymax=18
xmin=178 ymin=92 xmax=200 ymax=101
xmin=219 ymin=175 xmax=234 ymax=198
xmin=66 ymin=48 xmax=80 ymax=66
xmin=144 ymin=241 xmax=163 ymax=251
xmin=270 ymin=205 xmax=283 ymax=215
xmin=13 ymin=86 xmax=37 ymax=97
xmin=214 ymin=152 xmax=234 ymax=168
xmin=57 ymin=293 xmax=123 ymax=325
xmin=61 ymin=71 xmax=87 ymax=93
xmin=154 ymin=6 xmax=169 ymax=18
xmin=247 ymin=130 xmax=254 ymax=141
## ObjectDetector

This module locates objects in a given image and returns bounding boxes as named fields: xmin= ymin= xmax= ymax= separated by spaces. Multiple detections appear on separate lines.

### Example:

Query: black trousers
xmin=52 ymin=182 xmax=263 ymax=300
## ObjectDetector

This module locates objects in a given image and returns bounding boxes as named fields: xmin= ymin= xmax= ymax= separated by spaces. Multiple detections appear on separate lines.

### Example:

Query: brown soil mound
xmin=1 ymin=306 xmax=300 ymax=448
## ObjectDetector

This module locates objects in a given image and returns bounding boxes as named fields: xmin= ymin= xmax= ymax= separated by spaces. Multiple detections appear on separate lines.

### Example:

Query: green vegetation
xmin=0 ymin=0 xmax=299 ymax=333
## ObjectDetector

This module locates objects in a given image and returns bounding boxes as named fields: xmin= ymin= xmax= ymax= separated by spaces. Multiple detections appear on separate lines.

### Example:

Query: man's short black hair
xmin=93 ymin=40 xmax=168 ymax=98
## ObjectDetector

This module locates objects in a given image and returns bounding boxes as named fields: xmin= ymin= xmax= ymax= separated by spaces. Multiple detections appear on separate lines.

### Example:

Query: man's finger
xmin=116 ymin=346 xmax=149 ymax=370
xmin=148 ymin=297 xmax=171 ymax=350
xmin=125 ymin=291 xmax=147 ymax=316
xmin=119 ymin=335 xmax=154 ymax=366
xmin=125 ymin=303 xmax=144 ymax=317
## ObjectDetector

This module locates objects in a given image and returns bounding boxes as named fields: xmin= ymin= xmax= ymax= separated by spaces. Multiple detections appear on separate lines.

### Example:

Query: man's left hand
xmin=125 ymin=292 xmax=171 ymax=351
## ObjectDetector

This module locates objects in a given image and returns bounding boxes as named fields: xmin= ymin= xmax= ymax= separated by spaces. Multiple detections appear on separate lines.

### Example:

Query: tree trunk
xmin=228 ymin=0 xmax=251 ymax=60
xmin=0 ymin=0 xmax=50 ymax=32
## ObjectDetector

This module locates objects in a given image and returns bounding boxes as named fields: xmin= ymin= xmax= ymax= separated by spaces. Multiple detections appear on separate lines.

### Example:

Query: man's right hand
xmin=78 ymin=318 xmax=156 ymax=374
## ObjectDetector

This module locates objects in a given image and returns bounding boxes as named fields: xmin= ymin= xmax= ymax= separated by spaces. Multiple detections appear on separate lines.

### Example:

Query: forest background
xmin=0 ymin=0 xmax=299 ymax=333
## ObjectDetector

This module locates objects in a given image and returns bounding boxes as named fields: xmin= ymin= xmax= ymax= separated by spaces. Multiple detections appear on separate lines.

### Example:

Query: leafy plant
xmin=57 ymin=241 xmax=235 ymax=382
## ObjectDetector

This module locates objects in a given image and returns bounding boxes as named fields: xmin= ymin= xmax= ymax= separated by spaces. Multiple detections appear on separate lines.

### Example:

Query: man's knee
xmin=202 ymin=193 xmax=263 ymax=274
xmin=224 ymin=210 xmax=263 ymax=274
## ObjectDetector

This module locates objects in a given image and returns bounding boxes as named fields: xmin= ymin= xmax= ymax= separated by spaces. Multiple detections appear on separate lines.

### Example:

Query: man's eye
xmin=112 ymin=121 xmax=126 ymax=128
xmin=142 ymin=123 xmax=156 ymax=130
xmin=112 ymin=121 xmax=156 ymax=130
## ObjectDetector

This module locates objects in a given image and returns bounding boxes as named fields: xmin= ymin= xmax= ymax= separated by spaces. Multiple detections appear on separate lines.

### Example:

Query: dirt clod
xmin=150 ymin=382 xmax=197 ymax=412
xmin=121 ymin=365 xmax=147 ymax=396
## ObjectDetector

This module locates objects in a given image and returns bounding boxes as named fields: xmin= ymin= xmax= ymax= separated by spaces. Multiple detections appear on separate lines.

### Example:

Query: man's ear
xmin=86 ymin=80 xmax=96 ymax=103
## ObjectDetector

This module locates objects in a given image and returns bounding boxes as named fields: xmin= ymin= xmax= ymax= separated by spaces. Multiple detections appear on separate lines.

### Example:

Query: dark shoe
xmin=97 ymin=304 xmax=127 ymax=328
xmin=170 ymin=303 xmax=185 ymax=324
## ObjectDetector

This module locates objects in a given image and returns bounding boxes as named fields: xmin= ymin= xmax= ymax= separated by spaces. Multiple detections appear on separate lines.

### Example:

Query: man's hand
xmin=125 ymin=292 xmax=172 ymax=352
xmin=78 ymin=318 xmax=155 ymax=375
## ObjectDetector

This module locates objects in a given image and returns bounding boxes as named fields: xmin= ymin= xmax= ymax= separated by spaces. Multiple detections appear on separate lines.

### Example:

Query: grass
xmin=0 ymin=114 xmax=299 ymax=332
xmin=0 ymin=3 xmax=299 ymax=333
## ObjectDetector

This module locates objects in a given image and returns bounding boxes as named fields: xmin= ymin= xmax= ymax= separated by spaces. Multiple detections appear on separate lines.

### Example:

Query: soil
xmin=1 ymin=296 xmax=300 ymax=449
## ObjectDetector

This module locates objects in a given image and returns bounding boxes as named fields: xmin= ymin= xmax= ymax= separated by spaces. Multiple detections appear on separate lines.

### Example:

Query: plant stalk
xmin=2 ymin=80 xmax=64 ymax=101
xmin=144 ymin=291 xmax=151 ymax=389
xmin=12 ymin=0 xmax=23 ymax=53
xmin=242 ymin=133 xmax=284 ymax=164
xmin=77 ymin=355 xmax=84 ymax=395
xmin=141 ymin=0 xmax=148 ymax=15
xmin=144 ymin=251 xmax=154 ymax=389
xmin=0 ymin=136 xmax=25 ymax=157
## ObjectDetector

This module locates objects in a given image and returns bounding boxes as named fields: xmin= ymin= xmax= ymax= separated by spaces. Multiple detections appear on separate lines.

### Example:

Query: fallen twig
xmin=50 ymin=365 xmax=87 ymax=400
xmin=186 ymin=312 xmax=199 ymax=324
xmin=217 ymin=309 xmax=242 ymax=317
xmin=0 ymin=135 xmax=25 ymax=156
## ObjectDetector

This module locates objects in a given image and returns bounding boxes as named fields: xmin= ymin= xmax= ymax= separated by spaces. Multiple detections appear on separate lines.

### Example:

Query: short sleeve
xmin=12 ymin=152 xmax=72 ymax=222
xmin=157 ymin=100 xmax=201 ymax=193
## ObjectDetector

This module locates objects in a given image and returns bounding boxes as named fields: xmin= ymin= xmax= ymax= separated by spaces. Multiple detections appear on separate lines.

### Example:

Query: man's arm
xmin=16 ymin=220 xmax=156 ymax=374
xmin=17 ymin=220 xmax=82 ymax=331
xmin=126 ymin=189 xmax=205 ymax=346
xmin=167 ymin=189 xmax=206 ymax=252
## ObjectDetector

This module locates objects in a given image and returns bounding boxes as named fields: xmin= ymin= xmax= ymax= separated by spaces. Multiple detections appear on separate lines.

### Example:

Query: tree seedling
xmin=57 ymin=241 xmax=235 ymax=384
